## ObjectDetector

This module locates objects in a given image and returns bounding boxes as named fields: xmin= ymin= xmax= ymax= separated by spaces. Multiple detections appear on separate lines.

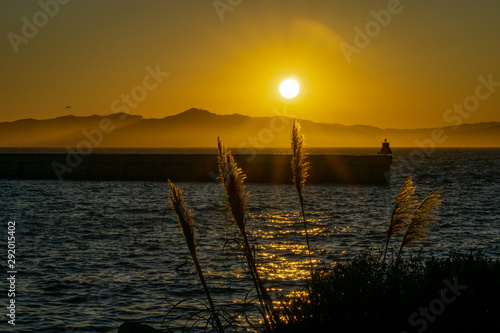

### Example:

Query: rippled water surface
xmin=1 ymin=148 xmax=499 ymax=332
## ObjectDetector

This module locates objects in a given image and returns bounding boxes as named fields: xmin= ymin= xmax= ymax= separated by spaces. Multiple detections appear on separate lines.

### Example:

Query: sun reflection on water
xmin=247 ymin=212 xmax=333 ymax=290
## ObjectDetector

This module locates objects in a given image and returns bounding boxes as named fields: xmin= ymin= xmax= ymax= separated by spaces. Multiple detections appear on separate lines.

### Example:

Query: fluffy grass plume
xmin=217 ymin=137 xmax=248 ymax=231
xmin=217 ymin=138 xmax=273 ymax=330
xmin=168 ymin=180 xmax=195 ymax=249
xmin=383 ymin=176 xmax=417 ymax=262
xmin=168 ymin=180 xmax=225 ymax=333
xmin=290 ymin=119 xmax=313 ymax=275
xmin=291 ymin=119 xmax=310 ymax=202
xmin=399 ymin=187 xmax=443 ymax=254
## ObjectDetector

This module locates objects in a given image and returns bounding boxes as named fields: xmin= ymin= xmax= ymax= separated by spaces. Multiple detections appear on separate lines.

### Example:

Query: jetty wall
xmin=0 ymin=153 xmax=392 ymax=184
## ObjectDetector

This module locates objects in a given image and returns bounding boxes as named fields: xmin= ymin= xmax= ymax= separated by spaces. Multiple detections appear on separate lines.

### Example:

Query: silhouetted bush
xmin=271 ymin=250 xmax=500 ymax=333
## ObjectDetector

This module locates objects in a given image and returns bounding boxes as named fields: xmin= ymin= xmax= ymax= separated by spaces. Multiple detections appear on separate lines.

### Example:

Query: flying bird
xmin=65 ymin=106 xmax=71 ymax=110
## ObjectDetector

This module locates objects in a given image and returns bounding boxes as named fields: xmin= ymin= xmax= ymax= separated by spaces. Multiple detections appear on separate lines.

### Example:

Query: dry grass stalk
xmin=169 ymin=180 xmax=195 ymax=249
xmin=383 ymin=176 xmax=417 ymax=262
xmin=168 ymin=180 xmax=225 ymax=333
xmin=399 ymin=187 xmax=443 ymax=255
xmin=290 ymin=119 xmax=313 ymax=276
xmin=217 ymin=138 xmax=274 ymax=330
xmin=217 ymin=137 xmax=248 ymax=231
xmin=291 ymin=119 xmax=310 ymax=202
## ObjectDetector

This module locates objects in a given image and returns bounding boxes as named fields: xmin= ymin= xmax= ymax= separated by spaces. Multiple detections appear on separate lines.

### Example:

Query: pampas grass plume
xmin=217 ymin=137 xmax=248 ymax=231
xmin=216 ymin=138 xmax=274 ymax=329
xmin=383 ymin=176 xmax=417 ymax=262
xmin=290 ymin=119 xmax=313 ymax=277
xmin=291 ymin=119 xmax=310 ymax=202
xmin=168 ymin=179 xmax=195 ymax=249
xmin=168 ymin=180 xmax=224 ymax=332
xmin=399 ymin=187 xmax=443 ymax=254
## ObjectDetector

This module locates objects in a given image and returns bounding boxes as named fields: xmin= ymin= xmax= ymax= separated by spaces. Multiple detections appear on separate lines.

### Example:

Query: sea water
xmin=1 ymin=148 xmax=499 ymax=332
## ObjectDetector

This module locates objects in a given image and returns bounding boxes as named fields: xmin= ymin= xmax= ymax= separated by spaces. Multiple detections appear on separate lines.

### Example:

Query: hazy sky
xmin=1 ymin=0 xmax=499 ymax=128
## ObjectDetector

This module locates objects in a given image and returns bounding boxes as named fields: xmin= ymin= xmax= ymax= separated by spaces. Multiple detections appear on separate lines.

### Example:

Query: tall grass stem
xmin=399 ymin=187 xmax=443 ymax=255
xmin=290 ymin=119 xmax=313 ymax=277
xmin=383 ymin=176 xmax=417 ymax=262
xmin=168 ymin=180 xmax=225 ymax=333
xmin=217 ymin=138 xmax=273 ymax=330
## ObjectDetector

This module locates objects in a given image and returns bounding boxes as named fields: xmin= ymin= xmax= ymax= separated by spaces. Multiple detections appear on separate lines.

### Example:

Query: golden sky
xmin=1 ymin=0 xmax=499 ymax=128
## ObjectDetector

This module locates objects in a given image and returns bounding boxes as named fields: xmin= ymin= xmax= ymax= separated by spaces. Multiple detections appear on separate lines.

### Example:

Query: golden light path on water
xmin=247 ymin=211 xmax=351 ymax=291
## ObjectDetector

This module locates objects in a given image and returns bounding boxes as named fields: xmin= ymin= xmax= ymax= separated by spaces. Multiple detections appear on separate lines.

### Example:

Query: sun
xmin=279 ymin=78 xmax=300 ymax=99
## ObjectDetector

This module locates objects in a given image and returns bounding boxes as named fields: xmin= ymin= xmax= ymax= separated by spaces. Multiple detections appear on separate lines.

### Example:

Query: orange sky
xmin=1 ymin=0 xmax=499 ymax=128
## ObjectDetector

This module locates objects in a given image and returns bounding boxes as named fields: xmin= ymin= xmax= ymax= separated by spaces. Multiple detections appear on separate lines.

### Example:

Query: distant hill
xmin=1 ymin=108 xmax=499 ymax=148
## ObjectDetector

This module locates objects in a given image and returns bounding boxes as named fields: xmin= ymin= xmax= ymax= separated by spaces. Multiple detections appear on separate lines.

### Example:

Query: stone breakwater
xmin=0 ymin=153 xmax=392 ymax=184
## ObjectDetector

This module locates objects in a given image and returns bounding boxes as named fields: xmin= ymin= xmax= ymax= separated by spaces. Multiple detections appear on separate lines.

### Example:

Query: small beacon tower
xmin=378 ymin=139 xmax=392 ymax=155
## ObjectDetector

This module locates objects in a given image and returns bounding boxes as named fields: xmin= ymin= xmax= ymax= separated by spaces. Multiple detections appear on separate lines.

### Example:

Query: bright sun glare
xmin=279 ymin=79 xmax=300 ymax=99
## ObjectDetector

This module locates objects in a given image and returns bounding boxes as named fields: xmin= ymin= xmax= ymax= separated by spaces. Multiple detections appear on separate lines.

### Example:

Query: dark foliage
xmin=271 ymin=250 xmax=500 ymax=333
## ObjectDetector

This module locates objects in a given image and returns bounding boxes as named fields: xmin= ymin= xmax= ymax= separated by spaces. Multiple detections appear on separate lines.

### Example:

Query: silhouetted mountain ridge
xmin=0 ymin=109 xmax=498 ymax=147
xmin=0 ymin=113 xmax=142 ymax=146
xmin=163 ymin=108 xmax=214 ymax=120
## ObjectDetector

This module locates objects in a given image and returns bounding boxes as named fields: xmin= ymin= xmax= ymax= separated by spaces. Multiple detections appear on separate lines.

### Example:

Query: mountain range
xmin=1 ymin=108 xmax=499 ymax=148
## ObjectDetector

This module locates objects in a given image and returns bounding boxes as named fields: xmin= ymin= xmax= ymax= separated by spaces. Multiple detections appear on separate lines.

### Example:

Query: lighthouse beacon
xmin=378 ymin=139 xmax=392 ymax=155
